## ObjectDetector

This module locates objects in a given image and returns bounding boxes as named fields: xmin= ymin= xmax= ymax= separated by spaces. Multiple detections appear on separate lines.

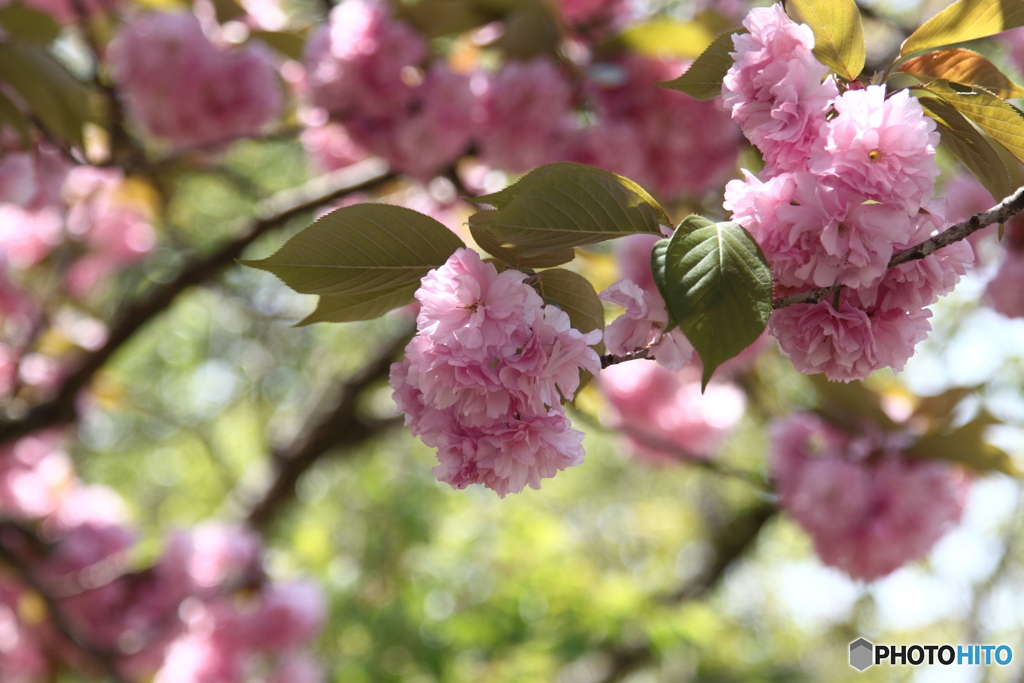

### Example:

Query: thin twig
xmin=0 ymin=159 xmax=394 ymax=446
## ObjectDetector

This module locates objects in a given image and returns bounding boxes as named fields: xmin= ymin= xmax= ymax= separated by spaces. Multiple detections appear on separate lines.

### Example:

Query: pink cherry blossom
xmin=600 ymin=361 xmax=745 ymax=461
xmin=771 ymin=413 xmax=968 ymax=580
xmin=346 ymin=64 xmax=475 ymax=179
xmin=63 ymin=167 xmax=157 ymax=297
xmin=391 ymin=248 xmax=601 ymax=496
xmin=852 ymin=205 xmax=973 ymax=312
xmin=726 ymin=171 xmax=917 ymax=289
xmin=0 ymin=153 xmax=35 ymax=206
xmin=303 ymin=0 xmax=426 ymax=119
xmin=109 ymin=12 xmax=283 ymax=149
xmin=589 ymin=55 xmax=742 ymax=197
xmin=300 ymin=121 xmax=369 ymax=174
xmin=769 ymin=300 xmax=879 ymax=382
xmin=600 ymin=279 xmax=695 ymax=370
xmin=812 ymin=86 xmax=939 ymax=214
xmin=984 ymin=251 xmax=1024 ymax=318
xmin=0 ymin=579 xmax=49 ymax=683
xmin=555 ymin=0 xmax=631 ymax=30
xmin=722 ymin=4 xmax=838 ymax=174
xmin=476 ymin=59 xmax=575 ymax=173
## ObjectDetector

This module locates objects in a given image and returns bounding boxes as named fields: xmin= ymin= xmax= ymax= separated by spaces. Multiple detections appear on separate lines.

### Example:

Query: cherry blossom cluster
xmin=301 ymin=0 xmax=740 ymax=195
xmin=721 ymin=4 xmax=972 ymax=382
xmin=390 ymin=248 xmax=601 ymax=496
xmin=109 ymin=12 xmax=283 ymax=149
xmin=770 ymin=412 xmax=968 ymax=580
xmin=0 ymin=430 xmax=325 ymax=683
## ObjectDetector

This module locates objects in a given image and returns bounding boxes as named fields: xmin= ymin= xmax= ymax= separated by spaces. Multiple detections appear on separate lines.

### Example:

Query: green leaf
xmin=249 ymin=30 xmax=307 ymax=60
xmin=0 ymin=90 xmax=31 ymax=147
xmin=466 ymin=162 xmax=668 ymax=262
xmin=787 ymin=0 xmax=865 ymax=81
xmin=467 ymin=162 xmax=587 ymax=210
xmin=899 ymin=49 xmax=1024 ymax=100
xmin=809 ymin=375 xmax=898 ymax=433
xmin=0 ymin=42 xmax=99 ymax=147
xmin=240 ymin=203 xmax=466 ymax=297
xmin=298 ymin=283 xmax=420 ymax=326
xmin=211 ymin=0 xmax=246 ymax=23
xmin=658 ymin=29 xmax=742 ymax=101
xmin=470 ymin=223 xmax=575 ymax=269
xmin=651 ymin=216 xmax=772 ymax=388
xmin=0 ymin=3 xmax=60 ymax=44
xmin=531 ymin=268 xmax=605 ymax=337
xmin=926 ymin=80 xmax=1024 ymax=166
xmin=901 ymin=0 xmax=1024 ymax=56
xmin=921 ymin=96 xmax=1017 ymax=202
xmin=904 ymin=412 xmax=1019 ymax=476
xmin=604 ymin=20 xmax=716 ymax=60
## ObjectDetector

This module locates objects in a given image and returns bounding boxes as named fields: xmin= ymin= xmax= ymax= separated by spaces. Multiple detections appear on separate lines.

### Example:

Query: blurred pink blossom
xmin=771 ymin=413 xmax=968 ymax=580
xmin=110 ymin=12 xmax=283 ymax=149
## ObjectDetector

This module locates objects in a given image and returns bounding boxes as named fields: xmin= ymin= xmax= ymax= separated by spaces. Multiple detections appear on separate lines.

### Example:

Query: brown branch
xmin=772 ymin=184 xmax=1024 ymax=309
xmin=242 ymin=325 xmax=412 ymax=531
xmin=0 ymin=159 xmax=394 ymax=447
xmin=600 ymin=348 xmax=649 ymax=368
xmin=0 ymin=523 xmax=129 ymax=683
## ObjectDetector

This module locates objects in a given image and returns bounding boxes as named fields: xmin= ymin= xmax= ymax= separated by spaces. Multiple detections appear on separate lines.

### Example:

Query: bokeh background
xmin=0 ymin=0 xmax=1023 ymax=681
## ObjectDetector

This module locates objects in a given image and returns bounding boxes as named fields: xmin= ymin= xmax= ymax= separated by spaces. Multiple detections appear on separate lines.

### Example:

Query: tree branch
xmin=772 ymin=184 xmax=1024 ymax=309
xmin=600 ymin=348 xmax=649 ymax=368
xmin=241 ymin=325 xmax=412 ymax=531
xmin=0 ymin=159 xmax=394 ymax=447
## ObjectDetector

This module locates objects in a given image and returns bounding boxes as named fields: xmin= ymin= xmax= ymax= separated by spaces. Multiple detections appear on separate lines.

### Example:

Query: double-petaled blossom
xmin=390 ymin=248 xmax=601 ymax=496
xmin=476 ymin=59 xmax=576 ymax=174
xmin=721 ymin=4 xmax=838 ymax=175
xmin=771 ymin=413 xmax=968 ymax=580
xmin=109 ymin=12 xmax=283 ymax=149
xmin=303 ymin=0 xmax=472 ymax=178
xmin=811 ymin=87 xmax=940 ymax=214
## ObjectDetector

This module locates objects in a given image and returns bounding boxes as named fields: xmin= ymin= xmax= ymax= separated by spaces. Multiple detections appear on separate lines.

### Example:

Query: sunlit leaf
xmin=467 ymin=163 xmax=668 ymax=262
xmin=470 ymin=223 xmax=575 ymax=269
xmin=899 ymin=49 xmax=1024 ymax=100
xmin=809 ymin=375 xmax=898 ymax=432
xmin=298 ymin=284 xmax=420 ymax=325
xmin=651 ymin=216 xmax=772 ymax=389
xmin=926 ymin=80 xmax=1024 ymax=165
xmin=904 ymin=412 xmax=1019 ymax=476
xmin=658 ymin=29 xmax=743 ymax=101
xmin=787 ymin=0 xmax=865 ymax=81
xmin=241 ymin=203 xmax=466 ymax=297
xmin=921 ymin=96 xmax=1017 ymax=202
xmin=901 ymin=0 xmax=1024 ymax=55
xmin=0 ymin=42 xmax=99 ymax=147
xmin=605 ymin=20 xmax=715 ymax=59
